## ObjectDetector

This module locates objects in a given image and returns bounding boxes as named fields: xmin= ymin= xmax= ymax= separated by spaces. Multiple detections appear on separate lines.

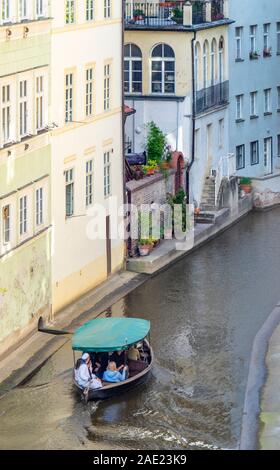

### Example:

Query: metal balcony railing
xmin=195 ymin=81 xmax=229 ymax=115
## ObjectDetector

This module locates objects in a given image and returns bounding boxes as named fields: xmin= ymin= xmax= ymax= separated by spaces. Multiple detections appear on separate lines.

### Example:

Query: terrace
xmin=125 ymin=0 xmax=228 ymax=29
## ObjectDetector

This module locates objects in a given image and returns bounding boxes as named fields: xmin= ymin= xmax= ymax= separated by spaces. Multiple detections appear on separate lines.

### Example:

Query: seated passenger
xmin=128 ymin=344 xmax=140 ymax=361
xmin=103 ymin=361 xmax=129 ymax=383
xmin=89 ymin=352 xmax=101 ymax=375
xmin=76 ymin=353 xmax=102 ymax=390
xmin=111 ymin=350 xmax=126 ymax=370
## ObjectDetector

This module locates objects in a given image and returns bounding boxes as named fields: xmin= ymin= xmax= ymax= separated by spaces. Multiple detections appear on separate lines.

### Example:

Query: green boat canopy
xmin=72 ymin=317 xmax=151 ymax=353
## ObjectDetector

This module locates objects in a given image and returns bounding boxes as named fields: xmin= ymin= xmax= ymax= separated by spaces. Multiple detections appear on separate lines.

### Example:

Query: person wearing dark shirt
xmin=111 ymin=350 xmax=126 ymax=370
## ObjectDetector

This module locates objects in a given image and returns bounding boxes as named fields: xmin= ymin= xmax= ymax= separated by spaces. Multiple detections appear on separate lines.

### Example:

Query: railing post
xmin=205 ymin=1 xmax=212 ymax=22
xmin=183 ymin=1 xmax=193 ymax=26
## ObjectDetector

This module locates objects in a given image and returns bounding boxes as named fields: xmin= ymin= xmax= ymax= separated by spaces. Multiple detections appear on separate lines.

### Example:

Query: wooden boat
xmin=71 ymin=317 xmax=153 ymax=401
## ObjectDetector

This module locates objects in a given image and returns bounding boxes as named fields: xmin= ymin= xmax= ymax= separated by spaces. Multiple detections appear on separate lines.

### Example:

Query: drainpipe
xmin=121 ymin=0 xmax=127 ymax=264
xmin=186 ymin=29 xmax=197 ymax=204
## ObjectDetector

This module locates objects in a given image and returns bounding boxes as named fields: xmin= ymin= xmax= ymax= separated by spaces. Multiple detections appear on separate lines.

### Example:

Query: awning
xmin=72 ymin=317 xmax=150 ymax=353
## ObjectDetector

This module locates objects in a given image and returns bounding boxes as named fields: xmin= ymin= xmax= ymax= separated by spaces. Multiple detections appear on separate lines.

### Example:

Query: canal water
xmin=1 ymin=209 xmax=280 ymax=450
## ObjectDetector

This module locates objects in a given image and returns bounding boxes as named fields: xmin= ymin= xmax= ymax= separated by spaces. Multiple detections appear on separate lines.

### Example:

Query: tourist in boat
xmin=103 ymin=361 xmax=129 ymax=383
xmin=111 ymin=350 xmax=126 ymax=370
xmin=89 ymin=352 xmax=101 ymax=375
xmin=76 ymin=353 xmax=102 ymax=390
xmin=128 ymin=344 xmax=140 ymax=361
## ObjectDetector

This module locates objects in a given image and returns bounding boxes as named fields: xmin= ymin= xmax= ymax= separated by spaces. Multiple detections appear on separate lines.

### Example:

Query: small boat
xmin=72 ymin=317 xmax=153 ymax=401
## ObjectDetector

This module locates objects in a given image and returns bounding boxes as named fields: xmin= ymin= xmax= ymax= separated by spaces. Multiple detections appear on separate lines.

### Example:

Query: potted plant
xmin=249 ymin=51 xmax=259 ymax=60
xmin=146 ymin=122 xmax=166 ymax=165
xmin=138 ymin=238 xmax=153 ymax=256
xmin=263 ymin=47 xmax=272 ymax=57
xmin=143 ymin=159 xmax=158 ymax=176
xmin=239 ymin=177 xmax=252 ymax=193
xmin=133 ymin=9 xmax=145 ymax=21
xmin=171 ymin=7 xmax=183 ymax=24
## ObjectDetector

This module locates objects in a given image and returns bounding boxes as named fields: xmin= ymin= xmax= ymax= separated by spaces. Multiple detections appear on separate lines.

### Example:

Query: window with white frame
xmin=151 ymin=44 xmax=175 ymax=94
xmin=85 ymin=68 xmax=94 ymax=117
xmin=104 ymin=151 xmax=111 ymax=197
xmin=277 ymin=86 xmax=280 ymax=110
xmin=250 ymin=25 xmax=257 ymax=53
xmin=250 ymin=91 xmax=258 ymax=116
xmin=218 ymin=119 xmax=224 ymax=148
xmin=124 ymin=43 xmax=142 ymax=94
xmin=19 ymin=195 xmax=28 ymax=236
xmin=2 ymin=0 xmax=10 ymax=23
xmin=104 ymin=0 xmax=111 ymax=19
xmin=36 ymin=0 xmax=44 ymax=17
xmin=19 ymin=0 xmax=28 ymax=19
xmin=65 ymin=73 xmax=73 ymax=122
xmin=65 ymin=169 xmax=74 ymax=217
xmin=263 ymin=23 xmax=271 ymax=53
xmin=2 ymin=204 xmax=10 ymax=244
xmin=104 ymin=64 xmax=111 ymax=111
xmin=210 ymin=39 xmax=216 ymax=86
xmin=264 ymin=88 xmax=271 ymax=113
xmin=36 ymin=187 xmax=43 ymax=226
xmin=235 ymin=27 xmax=243 ymax=59
xmin=250 ymin=141 xmax=259 ymax=165
xmin=66 ymin=0 xmax=75 ymax=24
xmin=36 ymin=76 xmax=44 ymax=130
xmin=218 ymin=37 xmax=224 ymax=83
xmin=1 ymin=84 xmax=11 ymax=144
xmin=86 ymin=0 xmax=94 ymax=21
xmin=236 ymin=144 xmax=245 ymax=170
xmin=236 ymin=94 xmax=243 ymax=120
xmin=86 ymin=160 xmax=93 ymax=207
xmin=19 ymin=80 xmax=28 ymax=137
xmin=194 ymin=128 xmax=200 ymax=159
xmin=277 ymin=22 xmax=280 ymax=54
xmin=277 ymin=134 xmax=280 ymax=157
xmin=202 ymin=41 xmax=208 ymax=89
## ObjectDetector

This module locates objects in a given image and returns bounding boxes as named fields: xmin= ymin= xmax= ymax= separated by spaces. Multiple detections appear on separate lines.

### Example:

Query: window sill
xmin=251 ymin=161 xmax=260 ymax=166
xmin=250 ymin=115 xmax=259 ymax=120
xmin=249 ymin=55 xmax=259 ymax=60
xmin=235 ymin=58 xmax=244 ymax=62
xmin=264 ymin=112 xmax=272 ymax=116
xmin=235 ymin=118 xmax=245 ymax=123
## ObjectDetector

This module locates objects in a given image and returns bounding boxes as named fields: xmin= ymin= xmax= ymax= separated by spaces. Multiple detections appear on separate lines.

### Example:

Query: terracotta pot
xmin=147 ymin=169 xmax=155 ymax=176
xmin=240 ymin=184 xmax=252 ymax=194
xmin=161 ymin=162 xmax=169 ymax=170
xmin=139 ymin=245 xmax=152 ymax=257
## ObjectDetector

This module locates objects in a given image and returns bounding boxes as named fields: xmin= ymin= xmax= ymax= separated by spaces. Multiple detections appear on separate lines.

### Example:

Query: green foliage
xmin=240 ymin=177 xmax=252 ymax=185
xmin=172 ymin=7 xmax=183 ymax=18
xmin=146 ymin=122 xmax=166 ymax=164
xmin=139 ymin=238 xmax=153 ymax=246
xmin=167 ymin=189 xmax=187 ymax=232
xmin=133 ymin=9 xmax=144 ymax=16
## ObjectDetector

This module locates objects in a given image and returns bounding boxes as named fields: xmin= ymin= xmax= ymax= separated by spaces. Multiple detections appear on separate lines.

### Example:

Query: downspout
xmin=186 ymin=29 xmax=197 ymax=204
xmin=121 ymin=0 xmax=128 ymax=265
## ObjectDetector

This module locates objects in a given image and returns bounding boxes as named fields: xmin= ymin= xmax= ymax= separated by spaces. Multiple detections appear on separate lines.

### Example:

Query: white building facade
xmin=50 ymin=0 xmax=125 ymax=314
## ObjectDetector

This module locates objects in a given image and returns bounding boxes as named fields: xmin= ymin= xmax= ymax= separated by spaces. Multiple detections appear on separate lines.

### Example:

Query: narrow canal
xmin=1 ymin=208 xmax=280 ymax=450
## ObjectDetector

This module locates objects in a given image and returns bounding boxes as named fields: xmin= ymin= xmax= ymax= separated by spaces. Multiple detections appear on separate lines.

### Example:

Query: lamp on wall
xmin=23 ymin=26 xmax=29 ymax=38
xmin=6 ymin=29 xmax=12 ymax=39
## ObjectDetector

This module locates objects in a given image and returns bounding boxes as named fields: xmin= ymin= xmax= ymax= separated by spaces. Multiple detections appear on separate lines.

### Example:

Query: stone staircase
xmin=200 ymin=177 xmax=217 ymax=211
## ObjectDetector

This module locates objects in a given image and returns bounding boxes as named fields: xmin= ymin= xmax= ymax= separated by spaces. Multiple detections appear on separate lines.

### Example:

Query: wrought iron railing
xmin=195 ymin=81 xmax=229 ymax=115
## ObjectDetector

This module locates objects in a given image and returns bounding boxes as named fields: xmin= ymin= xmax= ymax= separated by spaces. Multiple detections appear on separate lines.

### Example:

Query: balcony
xmin=195 ymin=81 xmax=229 ymax=115
xmin=125 ymin=1 xmax=227 ymax=29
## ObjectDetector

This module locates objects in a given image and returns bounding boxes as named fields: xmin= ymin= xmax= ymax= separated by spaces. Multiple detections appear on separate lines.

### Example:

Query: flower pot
xmin=240 ymin=184 xmax=252 ymax=194
xmin=147 ymin=169 xmax=155 ymax=176
xmin=139 ymin=245 xmax=152 ymax=257
xmin=161 ymin=162 xmax=169 ymax=170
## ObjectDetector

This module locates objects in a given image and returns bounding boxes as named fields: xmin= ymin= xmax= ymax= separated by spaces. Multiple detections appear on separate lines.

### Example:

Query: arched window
xmin=211 ymin=39 xmax=217 ymax=86
xmin=194 ymin=42 xmax=201 ymax=91
xmin=218 ymin=37 xmax=224 ymax=83
xmin=151 ymin=44 xmax=175 ymax=94
xmin=202 ymin=41 xmax=209 ymax=89
xmin=124 ymin=44 xmax=142 ymax=94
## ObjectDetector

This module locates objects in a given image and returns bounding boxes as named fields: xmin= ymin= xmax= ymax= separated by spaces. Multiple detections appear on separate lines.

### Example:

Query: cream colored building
xmin=50 ymin=0 xmax=125 ymax=314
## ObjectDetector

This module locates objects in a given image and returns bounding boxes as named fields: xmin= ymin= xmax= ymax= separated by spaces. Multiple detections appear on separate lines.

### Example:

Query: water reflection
xmin=0 ymin=209 xmax=280 ymax=449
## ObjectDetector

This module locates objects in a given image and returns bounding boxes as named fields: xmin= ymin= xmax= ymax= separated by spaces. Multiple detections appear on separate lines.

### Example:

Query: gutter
xmin=186 ymin=30 xmax=197 ymax=203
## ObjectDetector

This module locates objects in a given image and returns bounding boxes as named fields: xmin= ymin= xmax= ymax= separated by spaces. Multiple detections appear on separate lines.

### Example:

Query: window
xmin=1 ymin=85 xmax=11 ymax=144
xmin=36 ymin=187 xmax=43 ymax=226
xmin=235 ymin=27 xmax=243 ymax=60
xmin=19 ymin=0 xmax=28 ymax=19
xmin=194 ymin=43 xmax=200 ymax=91
xmin=36 ymin=0 xmax=44 ymax=17
xmin=277 ymin=86 xmax=280 ymax=110
xmin=151 ymin=44 xmax=175 ymax=94
xmin=264 ymin=88 xmax=271 ymax=113
xmin=66 ymin=0 xmax=75 ymax=24
xmin=2 ymin=0 xmax=10 ymax=23
xmin=85 ymin=68 xmax=94 ymax=116
xmin=236 ymin=94 xmax=243 ymax=120
xmin=263 ymin=23 xmax=271 ymax=55
xmin=202 ymin=41 xmax=208 ymax=89
xmin=250 ymin=25 xmax=257 ymax=53
xmin=236 ymin=145 xmax=245 ymax=170
xmin=218 ymin=37 xmax=224 ymax=83
xmin=2 ymin=204 xmax=10 ymax=244
xmin=277 ymin=135 xmax=280 ymax=157
xmin=104 ymin=0 xmax=111 ymax=19
xmin=250 ymin=91 xmax=258 ymax=116
xmin=124 ymin=44 xmax=142 ymax=94
xmin=86 ymin=0 xmax=94 ymax=21
xmin=250 ymin=141 xmax=259 ymax=165
xmin=104 ymin=152 xmax=111 ymax=197
xmin=19 ymin=195 xmax=27 ymax=236
xmin=19 ymin=80 xmax=28 ymax=137
xmin=104 ymin=64 xmax=111 ymax=111
xmin=65 ymin=73 xmax=73 ymax=122
xmin=218 ymin=119 xmax=224 ymax=147
xmin=36 ymin=76 xmax=44 ymax=130
xmin=277 ymin=22 xmax=280 ymax=54
xmin=86 ymin=160 xmax=93 ymax=207
xmin=194 ymin=129 xmax=200 ymax=159
xmin=65 ymin=169 xmax=74 ymax=217
xmin=210 ymin=39 xmax=216 ymax=86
